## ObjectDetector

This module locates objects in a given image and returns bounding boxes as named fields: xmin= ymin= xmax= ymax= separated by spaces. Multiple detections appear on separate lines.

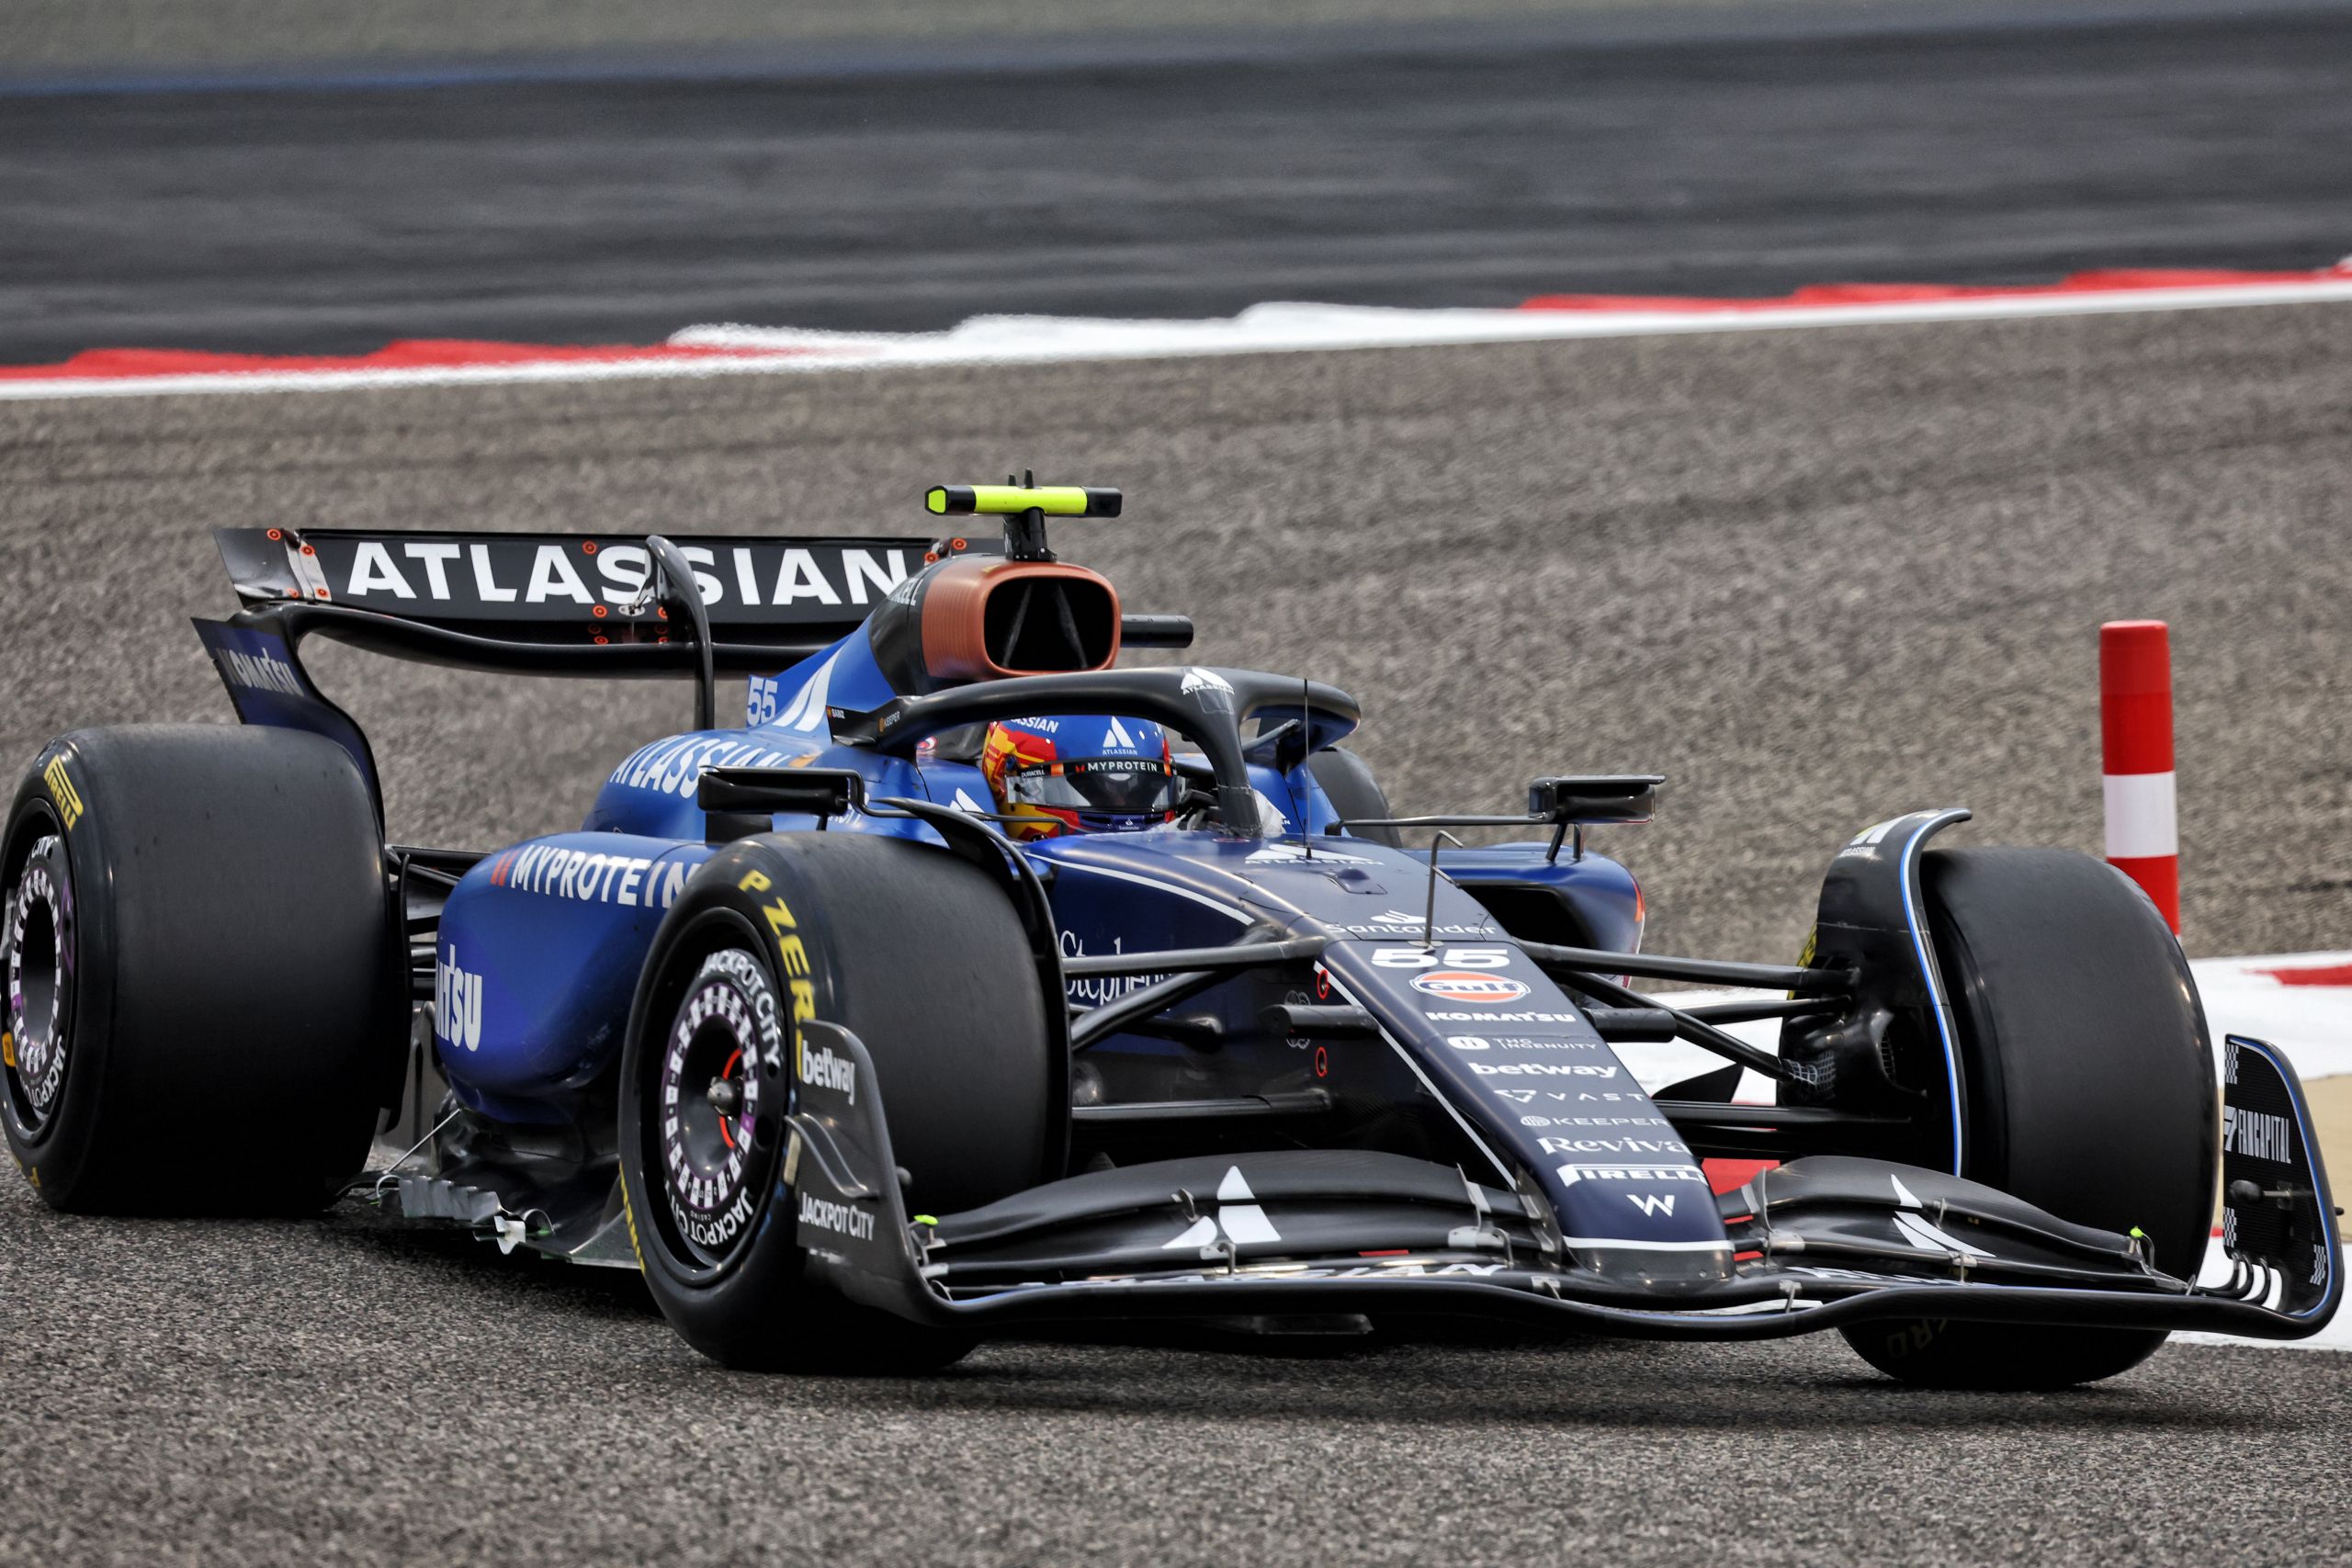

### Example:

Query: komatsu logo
xmin=434 ymin=943 xmax=484 ymax=1054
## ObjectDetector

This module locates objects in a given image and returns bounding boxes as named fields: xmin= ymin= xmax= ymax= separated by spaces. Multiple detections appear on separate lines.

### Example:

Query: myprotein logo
xmin=434 ymin=942 xmax=484 ymax=1054
xmin=1408 ymin=971 xmax=1531 ymax=1005
xmin=489 ymin=843 xmax=689 ymax=910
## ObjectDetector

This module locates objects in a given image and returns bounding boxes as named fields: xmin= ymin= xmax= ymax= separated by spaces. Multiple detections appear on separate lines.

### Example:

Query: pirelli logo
xmin=42 ymin=757 xmax=83 ymax=830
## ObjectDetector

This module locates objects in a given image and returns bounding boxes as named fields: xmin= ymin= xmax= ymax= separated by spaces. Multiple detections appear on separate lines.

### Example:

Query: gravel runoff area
xmin=2 ymin=305 xmax=2350 ymax=1563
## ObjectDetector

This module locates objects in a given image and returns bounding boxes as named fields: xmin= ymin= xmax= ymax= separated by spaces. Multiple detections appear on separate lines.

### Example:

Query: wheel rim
xmin=654 ymin=947 xmax=785 ymax=1269
xmin=5 ymin=832 xmax=74 ymax=1138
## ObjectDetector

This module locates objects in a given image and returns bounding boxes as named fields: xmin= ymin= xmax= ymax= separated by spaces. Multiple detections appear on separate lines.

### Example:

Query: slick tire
xmin=0 ymin=726 xmax=402 ymax=1214
xmin=1841 ymin=846 xmax=2216 ymax=1390
xmin=619 ymin=830 xmax=1056 ymax=1374
xmin=1307 ymin=748 xmax=1402 ymax=848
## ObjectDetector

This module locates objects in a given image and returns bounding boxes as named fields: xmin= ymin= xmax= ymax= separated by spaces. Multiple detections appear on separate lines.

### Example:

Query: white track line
xmin=7 ymin=279 xmax=2352 ymax=401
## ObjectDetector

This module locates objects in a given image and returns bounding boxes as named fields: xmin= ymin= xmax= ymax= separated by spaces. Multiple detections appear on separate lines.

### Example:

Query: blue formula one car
xmin=4 ymin=483 xmax=2338 ymax=1387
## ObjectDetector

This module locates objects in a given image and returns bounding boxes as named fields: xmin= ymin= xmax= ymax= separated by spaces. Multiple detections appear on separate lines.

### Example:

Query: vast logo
xmin=434 ymin=942 xmax=484 ymax=1054
xmin=1409 ymin=971 xmax=1531 ymax=1005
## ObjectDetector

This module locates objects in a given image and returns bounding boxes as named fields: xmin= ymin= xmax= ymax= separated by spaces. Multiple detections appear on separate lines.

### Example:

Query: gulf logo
xmin=1409 ymin=971 xmax=1531 ymax=1005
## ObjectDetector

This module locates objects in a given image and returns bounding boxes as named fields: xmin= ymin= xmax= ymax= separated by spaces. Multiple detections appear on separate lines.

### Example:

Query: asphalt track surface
xmin=4 ymin=303 xmax=2352 ymax=1564
xmin=6 ymin=4 xmax=2352 ymax=364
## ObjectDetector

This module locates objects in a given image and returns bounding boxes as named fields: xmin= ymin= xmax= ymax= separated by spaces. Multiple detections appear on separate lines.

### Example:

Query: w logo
xmin=1626 ymin=1193 xmax=1677 ymax=1218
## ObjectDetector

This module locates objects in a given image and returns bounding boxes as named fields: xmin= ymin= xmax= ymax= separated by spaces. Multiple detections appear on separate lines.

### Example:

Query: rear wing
xmin=213 ymin=527 xmax=939 ymax=674
xmin=195 ymin=528 xmax=949 ymax=828
xmin=194 ymin=523 xmax=1192 ymax=828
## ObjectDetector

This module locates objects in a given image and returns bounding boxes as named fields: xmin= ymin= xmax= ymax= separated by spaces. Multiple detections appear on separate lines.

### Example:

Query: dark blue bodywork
xmin=411 ymin=616 xmax=1703 ymax=1260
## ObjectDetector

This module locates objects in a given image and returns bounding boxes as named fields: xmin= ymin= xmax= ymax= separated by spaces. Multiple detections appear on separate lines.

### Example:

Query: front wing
xmin=786 ymin=1023 xmax=2341 ymax=1343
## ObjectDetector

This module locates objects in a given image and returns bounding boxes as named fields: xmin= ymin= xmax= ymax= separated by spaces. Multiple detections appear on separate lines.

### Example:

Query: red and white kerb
xmin=2099 ymin=620 xmax=2179 ymax=933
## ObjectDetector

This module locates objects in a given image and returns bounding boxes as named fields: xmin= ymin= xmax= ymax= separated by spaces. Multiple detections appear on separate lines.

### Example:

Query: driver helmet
xmin=980 ymin=715 xmax=1180 ymax=840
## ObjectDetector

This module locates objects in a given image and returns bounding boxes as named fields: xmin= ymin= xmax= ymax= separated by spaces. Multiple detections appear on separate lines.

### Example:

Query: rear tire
xmin=1 ymin=726 xmax=401 ymax=1213
xmin=1307 ymin=748 xmax=1402 ymax=848
xmin=618 ymin=831 xmax=1057 ymax=1373
xmin=1840 ymin=846 xmax=2215 ymax=1389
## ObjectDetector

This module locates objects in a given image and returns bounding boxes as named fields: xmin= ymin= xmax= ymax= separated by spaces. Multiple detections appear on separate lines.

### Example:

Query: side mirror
xmin=1528 ymin=774 xmax=1662 ymax=825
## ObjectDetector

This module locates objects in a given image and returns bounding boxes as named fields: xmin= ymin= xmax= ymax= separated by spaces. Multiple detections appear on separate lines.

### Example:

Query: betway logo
xmin=1470 ymin=1062 xmax=1616 ymax=1077
xmin=218 ymin=648 xmax=304 ymax=696
xmin=800 ymin=1041 xmax=855 ymax=1102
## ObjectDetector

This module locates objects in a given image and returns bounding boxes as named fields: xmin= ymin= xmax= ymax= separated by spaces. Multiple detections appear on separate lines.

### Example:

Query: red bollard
xmin=2099 ymin=620 xmax=2179 ymax=933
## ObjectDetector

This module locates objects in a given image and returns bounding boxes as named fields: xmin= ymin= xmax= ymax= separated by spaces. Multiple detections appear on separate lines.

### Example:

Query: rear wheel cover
xmin=3 ymin=830 xmax=74 ymax=1140
xmin=654 ymin=948 xmax=786 ymax=1269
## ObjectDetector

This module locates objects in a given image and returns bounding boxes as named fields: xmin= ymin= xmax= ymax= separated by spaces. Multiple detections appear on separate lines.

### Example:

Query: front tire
xmin=1840 ymin=846 xmax=2216 ymax=1389
xmin=618 ymin=831 xmax=1057 ymax=1373
xmin=1 ymin=726 xmax=401 ymax=1213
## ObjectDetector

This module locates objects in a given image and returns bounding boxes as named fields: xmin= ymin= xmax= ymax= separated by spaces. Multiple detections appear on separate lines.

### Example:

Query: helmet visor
xmin=1005 ymin=758 xmax=1178 ymax=818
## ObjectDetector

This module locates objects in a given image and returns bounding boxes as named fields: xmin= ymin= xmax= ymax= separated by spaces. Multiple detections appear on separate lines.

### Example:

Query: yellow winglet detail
xmin=926 ymin=485 xmax=1121 ymax=518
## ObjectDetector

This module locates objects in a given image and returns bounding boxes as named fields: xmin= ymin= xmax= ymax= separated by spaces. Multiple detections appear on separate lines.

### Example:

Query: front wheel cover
xmin=2 ymin=822 xmax=76 ymax=1147
xmin=620 ymin=901 xmax=813 ymax=1314
xmin=635 ymin=918 xmax=795 ymax=1283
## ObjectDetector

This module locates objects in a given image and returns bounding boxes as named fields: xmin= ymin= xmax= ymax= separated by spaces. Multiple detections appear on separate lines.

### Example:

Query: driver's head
xmin=980 ymin=715 xmax=1179 ymax=840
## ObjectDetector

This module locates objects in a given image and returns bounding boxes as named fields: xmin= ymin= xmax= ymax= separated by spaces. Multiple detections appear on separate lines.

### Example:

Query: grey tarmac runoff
xmin=2 ymin=299 xmax=2350 ymax=1564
